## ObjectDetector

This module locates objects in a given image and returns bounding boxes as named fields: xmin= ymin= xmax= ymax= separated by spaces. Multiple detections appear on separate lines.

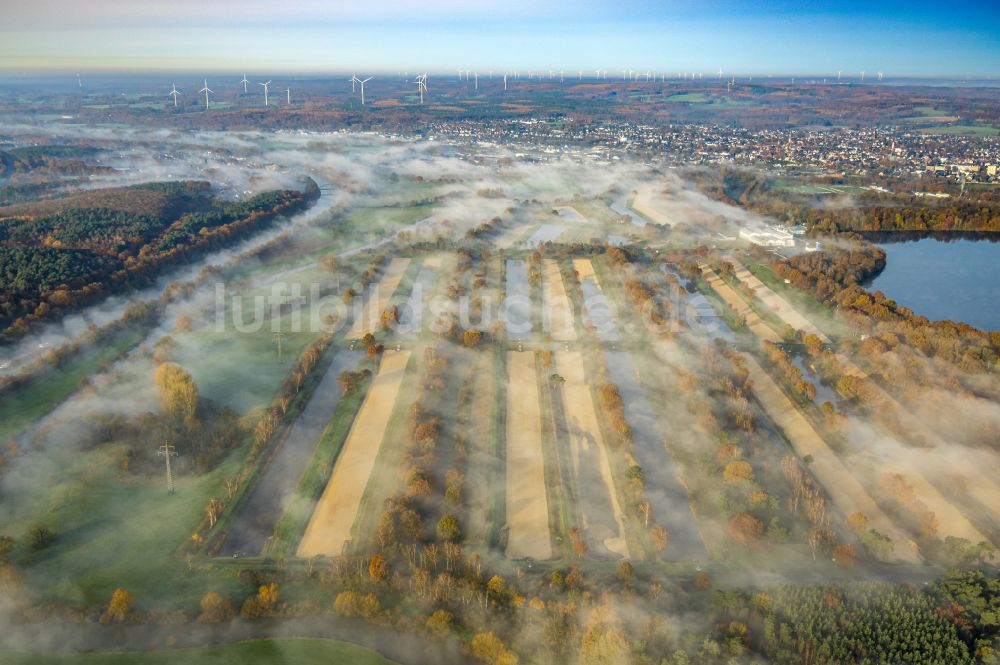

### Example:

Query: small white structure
xmin=739 ymin=225 xmax=795 ymax=247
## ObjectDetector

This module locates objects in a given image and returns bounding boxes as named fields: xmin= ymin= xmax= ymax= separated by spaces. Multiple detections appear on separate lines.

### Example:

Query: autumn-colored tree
xmin=846 ymin=511 xmax=870 ymax=534
xmin=426 ymin=608 xmax=454 ymax=637
xmin=154 ymin=362 xmax=198 ymax=422
xmin=728 ymin=513 xmax=764 ymax=544
xmin=198 ymin=592 xmax=235 ymax=623
xmin=568 ymin=527 xmax=588 ymax=558
xmin=832 ymin=543 xmax=858 ymax=567
xmin=580 ymin=606 xmax=630 ymax=665
xmin=651 ymin=524 xmax=669 ymax=553
xmin=333 ymin=591 xmax=380 ymax=618
xmin=693 ymin=570 xmax=712 ymax=589
xmin=368 ymin=553 xmax=388 ymax=582
xmin=436 ymin=514 xmax=462 ymax=542
xmin=723 ymin=460 xmax=755 ymax=485
xmin=256 ymin=582 xmax=279 ymax=611
xmin=471 ymin=631 xmax=519 ymax=665
xmin=463 ymin=329 xmax=483 ymax=347
xmin=100 ymin=588 xmax=134 ymax=624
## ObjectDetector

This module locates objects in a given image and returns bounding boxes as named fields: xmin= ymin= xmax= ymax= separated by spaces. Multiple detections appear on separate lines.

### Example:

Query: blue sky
xmin=1 ymin=0 xmax=997 ymax=76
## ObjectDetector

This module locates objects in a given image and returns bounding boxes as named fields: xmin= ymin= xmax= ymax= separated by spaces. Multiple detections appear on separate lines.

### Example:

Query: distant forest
xmin=0 ymin=178 xmax=319 ymax=342
xmin=694 ymin=167 xmax=1000 ymax=233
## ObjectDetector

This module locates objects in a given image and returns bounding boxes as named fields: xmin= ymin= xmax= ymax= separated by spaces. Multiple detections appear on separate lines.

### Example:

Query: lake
xmin=866 ymin=237 xmax=1000 ymax=331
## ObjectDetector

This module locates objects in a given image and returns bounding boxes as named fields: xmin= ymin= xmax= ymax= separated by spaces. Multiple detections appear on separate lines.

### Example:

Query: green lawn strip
xmin=739 ymin=255 xmax=851 ymax=341
xmin=536 ymin=355 xmax=575 ymax=561
xmin=0 ymin=637 xmax=397 ymax=665
xmin=486 ymin=346 xmax=507 ymax=551
xmin=716 ymin=268 xmax=789 ymax=336
xmin=0 ymin=325 xmax=150 ymax=441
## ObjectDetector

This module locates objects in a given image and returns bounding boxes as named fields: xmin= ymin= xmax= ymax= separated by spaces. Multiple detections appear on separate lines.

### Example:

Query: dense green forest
xmin=0 ymin=179 xmax=318 ymax=341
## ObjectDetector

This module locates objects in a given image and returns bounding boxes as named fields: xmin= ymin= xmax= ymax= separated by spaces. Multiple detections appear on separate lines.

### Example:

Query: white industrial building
xmin=738 ymin=225 xmax=795 ymax=247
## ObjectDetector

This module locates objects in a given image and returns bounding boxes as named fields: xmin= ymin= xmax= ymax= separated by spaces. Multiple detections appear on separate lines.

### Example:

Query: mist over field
xmin=1 ymin=115 xmax=998 ymax=665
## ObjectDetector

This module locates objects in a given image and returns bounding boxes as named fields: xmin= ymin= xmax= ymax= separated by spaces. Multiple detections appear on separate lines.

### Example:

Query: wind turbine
xmin=259 ymin=80 xmax=271 ymax=106
xmin=169 ymin=83 xmax=180 ymax=107
xmin=503 ymin=72 xmax=508 ymax=91
xmin=474 ymin=72 xmax=479 ymax=90
xmin=357 ymin=76 xmax=373 ymax=105
xmin=76 ymin=73 xmax=82 ymax=88
xmin=413 ymin=74 xmax=427 ymax=103
xmin=286 ymin=87 xmax=291 ymax=104
xmin=240 ymin=74 xmax=249 ymax=94
xmin=877 ymin=71 xmax=884 ymax=82
xmin=717 ymin=67 xmax=723 ymax=79
xmin=199 ymin=79 xmax=213 ymax=109
xmin=349 ymin=73 xmax=357 ymax=93
xmin=837 ymin=70 xmax=842 ymax=82
xmin=860 ymin=70 xmax=865 ymax=82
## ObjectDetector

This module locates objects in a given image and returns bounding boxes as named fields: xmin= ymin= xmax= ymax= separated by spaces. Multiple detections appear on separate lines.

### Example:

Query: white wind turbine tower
xmin=837 ymin=70 xmax=842 ymax=82
xmin=169 ymin=83 xmax=180 ymax=107
xmin=199 ymin=79 xmax=213 ymax=109
xmin=286 ymin=87 xmax=291 ymax=104
xmin=240 ymin=74 xmax=249 ymax=94
xmin=357 ymin=76 xmax=373 ymax=105
xmin=860 ymin=70 xmax=865 ymax=81
xmin=474 ymin=72 xmax=479 ymax=90
xmin=458 ymin=69 xmax=464 ymax=80
xmin=413 ymin=74 xmax=427 ymax=103
xmin=877 ymin=71 xmax=884 ymax=82
xmin=718 ymin=67 xmax=723 ymax=79
xmin=503 ymin=72 xmax=508 ymax=91
xmin=560 ymin=70 xmax=564 ymax=83
xmin=349 ymin=73 xmax=357 ymax=93
xmin=259 ymin=80 xmax=271 ymax=106
xmin=578 ymin=70 xmax=582 ymax=80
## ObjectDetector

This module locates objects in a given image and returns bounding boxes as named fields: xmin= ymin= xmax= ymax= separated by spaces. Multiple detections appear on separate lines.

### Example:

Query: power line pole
xmin=158 ymin=443 xmax=177 ymax=494
xmin=273 ymin=331 xmax=286 ymax=361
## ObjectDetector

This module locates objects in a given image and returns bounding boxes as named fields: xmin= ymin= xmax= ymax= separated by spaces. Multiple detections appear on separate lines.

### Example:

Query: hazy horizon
xmin=1 ymin=0 xmax=998 ymax=77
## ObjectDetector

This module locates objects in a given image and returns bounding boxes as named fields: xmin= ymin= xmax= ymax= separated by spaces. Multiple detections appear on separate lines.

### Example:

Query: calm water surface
xmin=867 ymin=238 xmax=1000 ymax=331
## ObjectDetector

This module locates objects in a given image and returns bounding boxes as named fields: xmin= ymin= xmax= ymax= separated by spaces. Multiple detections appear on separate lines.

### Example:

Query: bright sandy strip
xmin=699 ymin=265 xmax=782 ymax=344
xmin=505 ymin=352 xmax=553 ymax=560
xmin=572 ymin=258 xmax=600 ymax=286
xmin=297 ymin=350 xmax=411 ymax=558
xmin=887 ymin=459 xmax=989 ymax=544
xmin=631 ymin=186 xmax=673 ymax=226
xmin=347 ymin=258 xmax=412 ymax=340
xmin=728 ymin=259 xmax=831 ymax=343
xmin=557 ymin=351 xmax=630 ymax=558
xmin=422 ymin=255 xmax=443 ymax=268
xmin=742 ymin=355 xmax=922 ymax=563
xmin=543 ymin=260 xmax=577 ymax=341
xmin=724 ymin=264 xmax=992 ymax=545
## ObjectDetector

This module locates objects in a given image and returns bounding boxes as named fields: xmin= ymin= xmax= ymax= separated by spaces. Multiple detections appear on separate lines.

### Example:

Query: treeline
xmin=804 ymin=201 xmax=1000 ymax=234
xmin=0 ymin=144 xmax=107 ymax=178
xmin=692 ymin=166 xmax=1000 ymax=234
xmin=754 ymin=245 xmax=1000 ymax=374
xmin=0 ymin=180 xmax=318 ymax=342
